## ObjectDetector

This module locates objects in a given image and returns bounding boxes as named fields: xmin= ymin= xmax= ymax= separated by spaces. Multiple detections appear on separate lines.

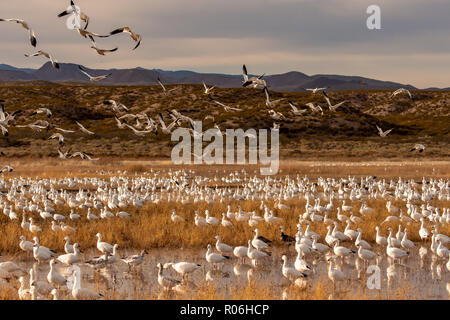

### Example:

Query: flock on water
xmin=0 ymin=169 xmax=448 ymax=299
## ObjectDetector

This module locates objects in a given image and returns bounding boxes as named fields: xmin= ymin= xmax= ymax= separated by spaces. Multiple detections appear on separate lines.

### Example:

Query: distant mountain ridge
xmin=0 ymin=62 xmax=436 ymax=91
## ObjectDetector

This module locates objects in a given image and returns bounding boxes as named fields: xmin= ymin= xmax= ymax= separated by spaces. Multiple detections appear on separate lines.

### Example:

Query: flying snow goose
xmin=57 ymin=1 xmax=89 ymax=29
xmin=0 ymin=18 xmax=36 ymax=47
xmin=75 ymin=121 xmax=95 ymax=135
xmin=289 ymin=101 xmax=307 ymax=115
xmin=410 ymin=144 xmax=425 ymax=153
xmin=322 ymin=91 xmax=346 ymax=112
xmin=242 ymin=64 xmax=266 ymax=89
xmin=203 ymin=82 xmax=215 ymax=95
xmin=212 ymin=100 xmax=243 ymax=112
xmin=376 ymin=125 xmax=393 ymax=137
xmin=264 ymin=87 xmax=284 ymax=108
xmin=390 ymin=88 xmax=412 ymax=99
xmin=24 ymin=51 xmax=59 ymax=69
xmin=306 ymin=87 xmax=328 ymax=94
xmin=90 ymin=40 xmax=118 ymax=56
xmin=110 ymin=27 xmax=142 ymax=50
xmin=78 ymin=65 xmax=112 ymax=82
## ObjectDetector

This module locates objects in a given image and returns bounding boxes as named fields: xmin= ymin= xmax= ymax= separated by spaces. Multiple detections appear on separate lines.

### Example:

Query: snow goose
xmin=325 ymin=225 xmax=338 ymax=247
xmin=344 ymin=221 xmax=358 ymax=241
xmin=87 ymin=208 xmax=98 ymax=220
xmin=332 ymin=222 xmax=350 ymax=242
xmin=64 ymin=236 xmax=74 ymax=254
xmin=60 ymin=222 xmax=76 ymax=233
xmin=157 ymin=263 xmax=180 ymax=290
xmin=242 ymin=64 xmax=266 ymax=89
xmin=357 ymin=244 xmax=377 ymax=263
xmin=24 ymin=50 xmax=59 ymax=69
xmin=252 ymin=229 xmax=270 ymax=250
xmin=327 ymin=258 xmax=346 ymax=289
xmin=376 ymin=125 xmax=393 ymax=137
xmin=390 ymin=88 xmax=412 ymax=99
xmin=433 ymin=227 xmax=450 ymax=245
xmin=203 ymin=82 xmax=215 ymax=95
xmin=436 ymin=240 xmax=449 ymax=259
xmin=57 ymin=243 xmax=81 ymax=265
xmin=333 ymin=240 xmax=356 ymax=258
xmin=47 ymin=259 xmax=67 ymax=288
xmin=19 ymin=235 xmax=33 ymax=253
xmin=206 ymin=244 xmax=230 ymax=266
xmin=410 ymin=144 xmax=425 ymax=153
xmin=323 ymin=91 xmax=346 ymax=112
xmin=194 ymin=211 xmax=209 ymax=227
xmin=355 ymin=228 xmax=372 ymax=249
xmin=78 ymin=66 xmax=112 ymax=83
xmin=312 ymin=237 xmax=330 ymax=253
xmin=51 ymin=221 xmax=62 ymax=232
xmin=171 ymin=210 xmax=185 ymax=223
xmin=387 ymin=228 xmax=401 ymax=247
xmin=419 ymin=218 xmax=430 ymax=241
xmin=33 ymin=240 xmax=56 ymax=263
xmin=70 ymin=265 xmax=103 ymax=300
xmin=0 ymin=18 xmax=37 ymax=47
xmin=400 ymin=229 xmax=415 ymax=250
xmin=96 ymin=233 xmax=113 ymax=254
xmin=116 ymin=211 xmax=131 ymax=219
xmin=247 ymin=240 xmax=269 ymax=264
xmin=395 ymin=225 xmax=405 ymax=240
xmin=233 ymin=245 xmax=248 ymax=262
xmin=69 ymin=209 xmax=81 ymax=221
xmin=205 ymin=210 xmax=219 ymax=226
xmin=164 ymin=262 xmax=201 ymax=280
xmin=294 ymin=252 xmax=312 ymax=275
xmin=215 ymin=236 xmax=233 ymax=255
xmin=386 ymin=242 xmax=409 ymax=262
xmin=121 ymin=250 xmax=147 ymax=271
xmin=375 ymin=226 xmax=388 ymax=246
xmin=29 ymin=218 xmax=42 ymax=233
xmin=221 ymin=213 xmax=233 ymax=227
xmin=109 ymin=27 xmax=142 ymax=50
xmin=282 ymin=255 xmax=307 ymax=281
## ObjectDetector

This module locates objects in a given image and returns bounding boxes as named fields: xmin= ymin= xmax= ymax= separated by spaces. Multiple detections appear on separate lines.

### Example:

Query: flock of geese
xmin=0 ymin=170 xmax=448 ymax=299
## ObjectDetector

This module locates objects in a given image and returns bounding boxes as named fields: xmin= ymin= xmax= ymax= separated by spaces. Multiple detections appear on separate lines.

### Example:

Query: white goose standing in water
xmin=69 ymin=265 xmax=103 ymax=300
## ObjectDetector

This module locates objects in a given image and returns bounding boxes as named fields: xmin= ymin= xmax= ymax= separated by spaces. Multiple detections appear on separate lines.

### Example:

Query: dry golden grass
xmin=0 ymin=159 xmax=448 ymax=254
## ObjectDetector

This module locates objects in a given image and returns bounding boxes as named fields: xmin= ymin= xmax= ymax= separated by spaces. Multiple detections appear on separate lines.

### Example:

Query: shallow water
xmin=5 ymin=245 xmax=449 ymax=300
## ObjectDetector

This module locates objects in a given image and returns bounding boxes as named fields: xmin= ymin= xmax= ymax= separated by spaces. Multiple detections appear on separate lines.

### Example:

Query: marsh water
xmin=6 ymin=245 xmax=449 ymax=300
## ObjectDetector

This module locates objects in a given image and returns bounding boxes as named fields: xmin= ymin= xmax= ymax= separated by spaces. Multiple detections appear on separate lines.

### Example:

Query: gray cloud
xmin=0 ymin=0 xmax=449 ymax=88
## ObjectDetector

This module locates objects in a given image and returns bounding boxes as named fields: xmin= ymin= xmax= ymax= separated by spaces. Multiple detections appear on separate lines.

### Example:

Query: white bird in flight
xmin=410 ymin=144 xmax=425 ymax=153
xmin=306 ymin=87 xmax=328 ymax=94
xmin=376 ymin=125 xmax=393 ymax=137
xmin=390 ymin=88 xmax=412 ymax=99
xmin=78 ymin=66 xmax=112 ymax=82
xmin=25 ymin=51 xmax=60 ymax=69
xmin=0 ymin=18 xmax=37 ymax=47
xmin=323 ymin=92 xmax=346 ymax=112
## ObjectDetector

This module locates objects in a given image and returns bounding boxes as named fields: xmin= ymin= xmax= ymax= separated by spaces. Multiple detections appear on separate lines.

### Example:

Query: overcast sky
xmin=1 ymin=0 xmax=449 ymax=88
